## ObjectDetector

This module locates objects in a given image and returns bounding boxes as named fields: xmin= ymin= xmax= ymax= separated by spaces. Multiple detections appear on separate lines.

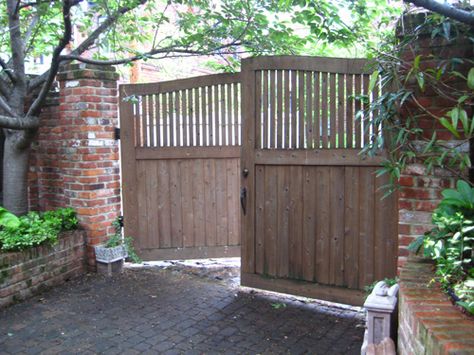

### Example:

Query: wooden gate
xmin=240 ymin=56 xmax=398 ymax=306
xmin=120 ymin=73 xmax=241 ymax=260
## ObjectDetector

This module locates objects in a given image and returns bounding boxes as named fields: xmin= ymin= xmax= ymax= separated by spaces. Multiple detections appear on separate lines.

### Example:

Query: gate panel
xmin=120 ymin=74 xmax=242 ymax=260
xmin=240 ymin=56 xmax=398 ymax=306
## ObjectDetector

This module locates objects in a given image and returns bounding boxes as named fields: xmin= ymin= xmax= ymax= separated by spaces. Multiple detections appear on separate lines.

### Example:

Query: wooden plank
xmin=157 ymin=160 xmax=172 ymax=248
xmin=201 ymin=86 xmax=207 ymax=146
xmin=195 ymin=86 xmax=201 ymax=146
xmin=329 ymin=73 xmax=337 ymax=148
xmin=255 ymin=165 xmax=265 ymax=275
xmin=263 ymin=165 xmax=278 ymax=276
xmin=269 ymin=70 xmax=276 ymax=148
xmin=141 ymin=95 xmax=148 ymax=147
xmin=180 ymin=159 xmax=194 ymax=248
xmin=162 ymin=92 xmax=168 ymax=147
xmin=298 ymin=71 xmax=305 ymax=148
xmin=148 ymin=94 xmax=155 ymax=147
xmin=242 ymin=56 xmax=374 ymax=75
xmin=254 ymin=149 xmax=386 ymax=166
xmin=315 ymin=167 xmax=330 ymax=285
xmin=241 ymin=273 xmax=365 ymax=306
xmin=337 ymin=74 xmax=345 ymax=148
xmin=321 ymin=72 xmax=328 ymax=148
xmin=169 ymin=160 xmax=183 ymax=248
xmin=290 ymin=70 xmax=297 ymax=149
xmin=121 ymin=72 xmax=241 ymax=95
xmin=276 ymin=70 xmax=283 ymax=148
xmin=145 ymin=160 xmax=159 ymax=248
xmin=181 ymin=90 xmax=187 ymax=147
xmin=119 ymin=88 xmax=139 ymax=249
xmin=227 ymin=158 xmax=240 ymax=246
xmin=220 ymin=84 xmax=226 ymax=145
xmin=354 ymin=75 xmax=362 ymax=149
xmin=192 ymin=159 xmax=206 ymax=247
xmin=168 ymin=91 xmax=174 ymax=146
xmin=227 ymin=83 xmax=233 ymax=147
xmin=188 ymin=88 xmax=194 ymax=146
xmin=139 ymin=245 xmax=241 ymax=261
xmin=176 ymin=90 xmax=181 ymax=146
xmin=136 ymin=161 xmax=148 ymax=250
xmin=136 ymin=146 xmax=240 ymax=160
xmin=215 ymin=159 xmax=229 ymax=246
xmin=329 ymin=167 xmax=345 ymax=286
xmin=214 ymin=84 xmax=220 ymax=146
xmin=313 ymin=72 xmax=320 ymax=148
xmin=256 ymin=71 xmax=262 ymax=149
xmin=289 ymin=165 xmax=303 ymax=279
xmin=284 ymin=70 xmax=290 ymax=149
xmin=363 ymin=74 xmax=370 ymax=147
xmin=346 ymin=74 xmax=354 ymax=148
xmin=233 ymin=82 xmax=239 ymax=146
xmin=277 ymin=166 xmax=290 ymax=278
xmin=155 ymin=94 xmax=162 ymax=147
xmin=208 ymin=85 xmax=214 ymax=146
xmin=134 ymin=100 xmax=141 ymax=147
xmin=203 ymin=159 xmax=217 ymax=247
xmin=359 ymin=167 xmax=375 ymax=288
xmin=262 ymin=71 xmax=268 ymax=149
xmin=344 ymin=167 xmax=360 ymax=289
xmin=305 ymin=71 xmax=313 ymax=149
xmin=302 ymin=167 xmax=316 ymax=282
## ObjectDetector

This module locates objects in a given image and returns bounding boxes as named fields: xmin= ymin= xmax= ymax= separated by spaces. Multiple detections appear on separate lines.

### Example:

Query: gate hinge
xmin=118 ymin=215 xmax=124 ymax=228
xmin=114 ymin=127 xmax=121 ymax=140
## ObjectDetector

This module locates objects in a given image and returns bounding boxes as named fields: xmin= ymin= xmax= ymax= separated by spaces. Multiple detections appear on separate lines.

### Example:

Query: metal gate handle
xmin=240 ymin=187 xmax=247 ymax=216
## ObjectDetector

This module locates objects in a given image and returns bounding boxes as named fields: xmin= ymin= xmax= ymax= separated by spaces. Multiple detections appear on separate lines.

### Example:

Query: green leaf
xmin=0 ymin=207 xmax=20 ymax=229
xmin=416 ymin=72 xmax=425 ymax=91
xmin=468 ymin=68 xmax=474 ymax=90
xmin=368 ymin=70 xmax=379 ymax=93
xmin=439 ymin=117 xmax=460 ymax=138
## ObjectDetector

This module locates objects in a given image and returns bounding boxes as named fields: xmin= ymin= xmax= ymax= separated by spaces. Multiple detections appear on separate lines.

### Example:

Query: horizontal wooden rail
xmin=136 ymin=146 xmax=241 ymax=160
xmin=243 ymin=56 xmax=375 ymax=74
xmin=120 ymin=73 xmax=241 ymax=96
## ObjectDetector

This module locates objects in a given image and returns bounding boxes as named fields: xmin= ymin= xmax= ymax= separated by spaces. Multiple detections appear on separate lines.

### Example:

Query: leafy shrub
xmin=409 ymin=180 xmax=474 ymax=314
xmin=103 ymin=217 xmax=141 ymax=264
xmin=0 ymin=208 xmax=79 ymax=252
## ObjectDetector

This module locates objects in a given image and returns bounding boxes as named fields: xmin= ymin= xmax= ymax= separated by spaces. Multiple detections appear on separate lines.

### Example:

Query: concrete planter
xmin=94 ymin=244 xmax=128 ymax=276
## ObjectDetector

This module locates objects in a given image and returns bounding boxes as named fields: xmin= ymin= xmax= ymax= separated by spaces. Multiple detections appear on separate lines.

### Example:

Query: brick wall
xmin=29 ymin=64 xmax=121 ymax=268
xmin=0 ymin=230 xmax=86 ymax=309
xmin=398 ymin=258 xmax=474 ymax=354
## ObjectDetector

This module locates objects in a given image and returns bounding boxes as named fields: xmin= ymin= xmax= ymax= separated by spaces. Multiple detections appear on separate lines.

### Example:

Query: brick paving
xmin=0 ymin=263 xmax=365 ymax=354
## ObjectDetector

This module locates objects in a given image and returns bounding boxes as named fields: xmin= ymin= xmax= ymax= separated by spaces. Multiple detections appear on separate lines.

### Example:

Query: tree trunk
xmin=3 ymin=131 xmax=30 ymax=215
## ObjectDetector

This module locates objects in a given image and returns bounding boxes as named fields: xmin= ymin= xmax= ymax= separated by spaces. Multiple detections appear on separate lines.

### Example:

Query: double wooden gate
xmin=119 ymin=56 xmax=398 ymax=305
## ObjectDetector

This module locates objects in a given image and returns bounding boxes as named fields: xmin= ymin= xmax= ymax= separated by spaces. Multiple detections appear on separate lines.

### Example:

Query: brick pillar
xmin=57 ymin=63 xmax=121 ymax=269
xmin=396 ymin=14 xmax=470 ymax=270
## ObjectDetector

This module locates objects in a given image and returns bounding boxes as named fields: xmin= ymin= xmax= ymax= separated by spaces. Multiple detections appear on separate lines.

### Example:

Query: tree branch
xmin=7 ymin=0 xmax=26 ymax=88
xmin=0 ymin=57 xmax=15 ymax=83
xmin=0 ymin=114 xmax=39 ymax=130
xmin=405 ymin=0 xmax=474 ymax=26
xmin=27 ymin=0 xmax=73 ymax=117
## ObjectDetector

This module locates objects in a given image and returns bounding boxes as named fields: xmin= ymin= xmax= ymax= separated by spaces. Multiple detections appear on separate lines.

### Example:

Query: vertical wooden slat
xmin=201 ymin=86 xmax=207 ymax=146
xmin=359 ymin=167 xmax=375 ymax=288
xmin=157 ymin=160 xmax=172 ymax=248
xmin=315 ymin=167 xmax=330 ymax=284
xmin=290 ymin=70 xmax=297 ymax=149
xmin=344 ymin=167 xmax=360 ymax=289
xmin=227 ymin=159 xmax=239 ymax=246
xmin=148 ymin=95 xmax=155 ymax=147
xmin=227 ymin=83 xmax=233 ymax=147
xmin=354 ymin=75 xmax=362 ymax=149
xmin=137 ymin=161 xmax=149 ymax=249
xmin=284 ymin=70 xmax=290 ymax=149
xmin=363 ymin=75 xmax=370 ymax=147
xmin=277 ymin=166 xmax=290 ymax=278
xmin=180 ymin=160 xmax=194 ymax=247
xmin=192 ymin=159 xmax=205 ymax=246
xmin=276 ymin=70 xmax=283 ymax=148
xmin=214 ymin=84 xmax=220 ymax=145
xmin=188 ymin=89 xmax=194 ymax=146
xmin=321 ymin=72 xmax=328 ymax=148
xmin=195 ymin=87 xmax=201 ymax=146
xmin=175 ymin=91 xmax=181 ymax=147
xmin=302 ymin=167 xmax=316 ymax=282
xmin=337 ymin=74 xmax=345 ymax=148
xmin=313 ymin=72 xmax=320 ymax=148
xmin=256 ymin=165 xmax=265 ymax=274
xmin=168 ymin=91 xmax=174 ymax=147
xmin=262 ymin=71 xmax=269 ymax=149
xmin=169 ymin=161 xmax=183 ymax=247
xmin=162 ymin=92 xmax=168 ymax=147
xmin=289 ymin=166 xmax=303 ymax=279
xmin=216 ymin=159 xmax=229 ymax=245
xmin=134 ymin=100 xmax=141 ymax=147
xmin=264 ymin=166 xmax=277 ymax=276
xmin=305 ymin=72 xmax=313 ymax=149
xmin=233 ymin=82 xmax=239 ymax=146
xmin=220 ymin=84 xmax=226 ymax=145
xmin=346 ymin=74 xmax=354 ymax=149
xmin=269 ymin=70 xmax=276 ymax=148
xmin=255 ymin=71 xmax=262 ymax=149
xmin=208 ymin=86 xmax=214 ymax=146
xmin=329 ymin=73 xmax=337 ymax=148
xmin=329 ymin=167 xmax=345 ymax=286
xmin=141 ymin=95 xmax=148 ymax=147
xmin=298 ymin=71 xmax=305 ymax=149
xmin=204 ymin=159 xmax=217 ymax=247
xmin=145 ymin=161 xmax=159 ymax=248
xmin=155 ymin=94 xmax=162 ymax=147
xmin=181 ymin=90 xmax=187 ymax=147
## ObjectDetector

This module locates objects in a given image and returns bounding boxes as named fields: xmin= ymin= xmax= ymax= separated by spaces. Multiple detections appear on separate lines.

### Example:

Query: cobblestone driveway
xmin=0 ymin=263 xmax=365 ymax=354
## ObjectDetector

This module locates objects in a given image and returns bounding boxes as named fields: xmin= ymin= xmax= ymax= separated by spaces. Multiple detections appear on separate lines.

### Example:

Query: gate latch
xmin=240 ymin=187 xmax=247 ymax=216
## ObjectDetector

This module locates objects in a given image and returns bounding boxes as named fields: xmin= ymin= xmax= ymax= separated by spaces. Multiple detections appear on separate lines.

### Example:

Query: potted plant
xmin=95 ymin=218 xmax=141 ymax=276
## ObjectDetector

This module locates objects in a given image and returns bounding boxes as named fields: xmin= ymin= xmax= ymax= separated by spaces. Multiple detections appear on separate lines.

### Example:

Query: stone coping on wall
xmin=0 ymin=230 xmax=86 ymax=309
xmin=398 ymin=257 xmax=474 ymax=355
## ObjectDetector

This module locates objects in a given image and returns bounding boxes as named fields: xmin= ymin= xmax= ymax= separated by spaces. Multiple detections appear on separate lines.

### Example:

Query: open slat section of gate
xmin=241 ymin=56 xmax=398 ymax=306
xmin=120 ymin=73 xmax=242 ymax=260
